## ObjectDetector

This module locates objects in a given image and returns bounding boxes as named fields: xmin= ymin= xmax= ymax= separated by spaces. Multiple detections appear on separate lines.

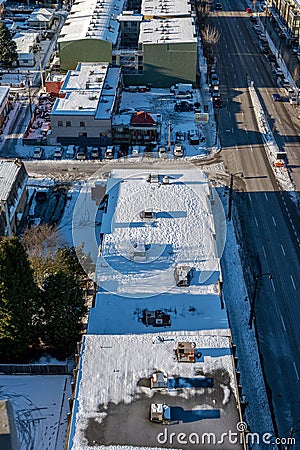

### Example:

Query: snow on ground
xmin=117 ymin=88 xmax=214 ymax=158
xmin=95 ymin=168 xmax=224 ymax=297
xmin=0 ymin=375 xmax=71 ymax=450
xmin=57 ymin=182 xmax=82 ymax=246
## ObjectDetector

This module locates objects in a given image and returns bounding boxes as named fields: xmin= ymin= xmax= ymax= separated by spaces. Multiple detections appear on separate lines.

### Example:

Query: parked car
xmin=213 ymin=97 xmax=223 ymax=108
xmin=173 ymin=144 xmax=184 ymax=157
xmin=76 ymin=146 xmax=87 ymax=160
xmin=246 ymin=7 xmax=252 ymax=13
xmin=90 ymin=147 xmax=100 ymax=159
xmin=131 ymin=146 xmax=140 ymax=157
xmin=33 ymin=147 xmax=44 ymax=159
xmin=272 ymin=93 xmax=281 ymax=102
xmin=53 ymin=147 xmax=63 ymax=159
xmin=174 ymin=100 xmax=193 ymax=112
xmin=289 ymin=96 xmax=298 ymax=105
xmin=158 ymin=145 xmax=167 ymax=157
xmin=65 ymin=146 xmax=75 ymax=159
xmin=104 ymin=146 xmax=115 ymax=159
xmin=215 ymin=3 xmax=222 ymax=10
xmin=188 ymin=129 xmax=199 ymax=144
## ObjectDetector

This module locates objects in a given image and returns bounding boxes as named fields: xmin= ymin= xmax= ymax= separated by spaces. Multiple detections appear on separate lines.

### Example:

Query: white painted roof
xmin=139 ymin=17 xmax=197 ymax=44
xmin=28 ymin=7 xmax=55 ymax=23
xmin=58 ymin=0 xmax=126 ymax=44
xmin=141 ymin=0 xmax=191 ymax=17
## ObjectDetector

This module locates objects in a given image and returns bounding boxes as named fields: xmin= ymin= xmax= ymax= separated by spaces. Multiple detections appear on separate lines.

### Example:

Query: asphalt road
xmin=212 ymin=0 xmax=300 ymax=443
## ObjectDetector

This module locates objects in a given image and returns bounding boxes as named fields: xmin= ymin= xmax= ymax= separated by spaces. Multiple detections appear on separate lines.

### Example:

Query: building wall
xmin=126 ymin=41 xmax=197 ymax=88
xmin=50 ymin=114 xmax=112 ymax=146
xmin=59 ymin=39 xmax=113 ymax=71
xmin=0 ymin=88 xmax=10 ymax=129
xmin=271 ymin=0 xmax=300 ymax=41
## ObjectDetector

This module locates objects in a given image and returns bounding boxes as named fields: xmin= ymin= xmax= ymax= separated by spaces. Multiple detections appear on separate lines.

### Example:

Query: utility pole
xmin=167 ymin=119 xmax=171 ymax=151
xmin=33 ymin=44 xmax=45 ymax=91
xmin=26 ymin=73 xmax=33 ymax=118
xmin=248 ymin=273 xmax=272 ymax=329
xmin=228 ymin=171 xmax=243 ymax=221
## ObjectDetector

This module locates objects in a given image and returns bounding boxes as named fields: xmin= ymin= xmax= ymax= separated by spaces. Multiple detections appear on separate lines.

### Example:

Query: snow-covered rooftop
xmin=0 ymin=160 xmax=24 ymax=202
xmin=28 ymin=7 xmax=54 ymax=24
xmin=0 ymin=86 xmax=9 ymax=108
xmin=58 ymin=0 xmax=125 ymax=44
xmin=139 ymin=17 xmax=197 ymax=45
xmin=141 ymin=0 xmax=191 ymax=17
xmin=13 ymin=31 xmax=39 ymax=54
xmin=51 ymin=63 xmax=120 ymax=118
xmin=68 ymin=332 xmax=242 ymax=450
xmin=95 ymin=169 xmax=221 ymax=297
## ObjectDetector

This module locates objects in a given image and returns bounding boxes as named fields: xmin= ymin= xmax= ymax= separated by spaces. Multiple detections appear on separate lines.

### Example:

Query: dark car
xmin=213 ymin=97 xmax=223 ymax=108
xmin=272 ymin=93 xmax=281 ymax=102
xmin=216 ymin=3 xmax=222 ymax=10
xmin=174 ymin=101 xmax=194 ymax=112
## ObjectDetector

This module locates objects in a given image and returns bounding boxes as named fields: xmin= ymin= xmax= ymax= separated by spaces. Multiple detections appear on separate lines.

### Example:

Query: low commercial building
xmin=0 ymin=86 xmax=10 ymax=130
xmin=13 ymin=31 xmax=39 ymax=67
xmin=49 ymin=62 xmax=122 ymax=146
xmin=67 ymin=169 xmax=245 ymax=450
xmin=0 ymin=160 xmax=28 ymax=236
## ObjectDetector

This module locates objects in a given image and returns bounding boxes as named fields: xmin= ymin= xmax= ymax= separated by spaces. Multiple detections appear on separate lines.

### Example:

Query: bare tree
xmin=201 ymin=24 xmax=221 ymax=76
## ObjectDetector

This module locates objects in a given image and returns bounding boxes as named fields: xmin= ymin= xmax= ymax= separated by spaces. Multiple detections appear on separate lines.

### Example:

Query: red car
xmin=246 ymin=7 xmax=252 ymax=13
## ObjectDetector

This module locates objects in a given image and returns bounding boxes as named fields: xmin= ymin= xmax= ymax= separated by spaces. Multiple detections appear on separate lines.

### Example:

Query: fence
xmin=0 ymin=360 xmax=75 ymax=375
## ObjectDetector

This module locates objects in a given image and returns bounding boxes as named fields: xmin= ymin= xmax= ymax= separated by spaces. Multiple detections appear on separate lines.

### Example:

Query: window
xmin=66 ymin=121 xmax=71 ymax=127
xmin=80 ymin=121 xmax=85 ymax=127
xmin=58 ymin=120 xmax=63 ymax=127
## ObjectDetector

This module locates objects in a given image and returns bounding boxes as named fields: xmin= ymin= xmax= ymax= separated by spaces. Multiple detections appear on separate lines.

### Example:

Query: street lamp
xmin=228 ymin=172 xmax=243 ymax=221
xmin=248 ymin=273 xmax=272 ymax=329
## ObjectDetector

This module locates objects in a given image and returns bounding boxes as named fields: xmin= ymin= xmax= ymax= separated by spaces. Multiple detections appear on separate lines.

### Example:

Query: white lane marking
xmin=280 ymin=244 xmax=286 ymax=256
xmin=272 ymin=216 xmax=276 ymax=226
xmin=264 ymin=192 xmax=268 ymax=201
xmin=262 ymin=245 xmax=266 ymax=258
xmin=254 ymin=216 xmax=259 ymax=228
xmin=290 ymin=275 xmax=296 ymax=290
xmin=271 ymin=278 xmax=276 ymax=292
xmin=248 ymin=192 xmax=252 ymax=202
xmin=280 ymin=314 xmax=286 ymax=332
xmin=293 ymin=361 xmax=300 ymax=381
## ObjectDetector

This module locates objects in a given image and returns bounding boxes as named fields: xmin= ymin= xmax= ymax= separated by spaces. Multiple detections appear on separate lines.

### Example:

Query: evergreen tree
xmin=0 ymin=22 xmax=18 ymax=67
xmin=41 ymin=272 xmax=87 ymax=357
xmin=0 ymin=237 xmax=38 ymax=361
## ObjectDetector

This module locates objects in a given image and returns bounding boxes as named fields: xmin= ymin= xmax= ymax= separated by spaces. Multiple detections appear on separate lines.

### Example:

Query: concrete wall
xmin=59 ymin=39 xmax=113 ymax=71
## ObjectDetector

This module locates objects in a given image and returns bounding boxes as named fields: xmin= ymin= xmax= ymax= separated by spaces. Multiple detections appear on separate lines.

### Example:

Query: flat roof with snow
xmin=51 ymin=63 xmax=120 ymax=118
xmin=0 ymin=86 xmax=9 ymax=108
xmin=141 ymin=0 xmax=191 ymax=17
xmin=95 ymin=169 xmax=221 ymax=297
xmin=139 ymin=17 xmax=197 ymax=45
xmin=0 ymin=160 xmax=25 ymax=203
xmin=68 ymin=332 xmax=242 ymax=450
xmin=58 ymin=0 xmax=125 ymax=44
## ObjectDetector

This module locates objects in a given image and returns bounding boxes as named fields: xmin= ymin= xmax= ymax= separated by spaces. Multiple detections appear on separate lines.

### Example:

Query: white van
xmin=170 ymin=83 xmax=193 ymax=95
xmin=66 ymin=145 xmax=75 ymax=159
